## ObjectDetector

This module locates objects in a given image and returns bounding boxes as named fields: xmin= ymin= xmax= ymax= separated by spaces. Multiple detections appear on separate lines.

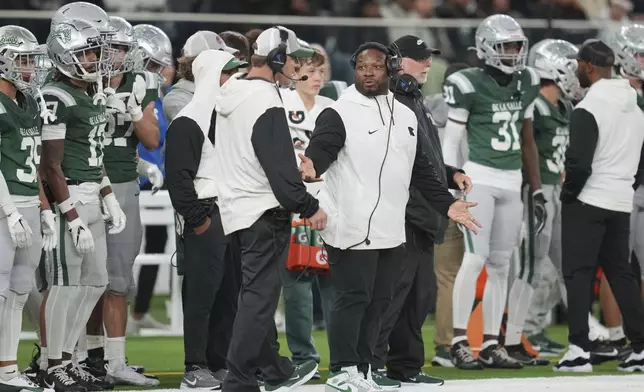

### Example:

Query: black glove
xmin=533 ymin=190 xmax=547 ymax=235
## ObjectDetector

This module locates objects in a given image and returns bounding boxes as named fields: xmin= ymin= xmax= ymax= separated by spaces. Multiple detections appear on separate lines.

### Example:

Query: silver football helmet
xmin=46 ymin=18 xmax=108 ymax=82
xmin=610 ymin=24 xmax=644 ymax=80
xmin=107 ymin=16 xmax=138 ymax=76
xmin=528 ymin=39 xmax=582 ymax=100
xmin=0 ymin=26 xmax=48 ymax=92
xmin=475 ymin=14 xmax=528 ymax=74
xmin=50 ymin=2 xmax=111 ymax=34
xmin=133 ymin=24 xmax=173 ymax=79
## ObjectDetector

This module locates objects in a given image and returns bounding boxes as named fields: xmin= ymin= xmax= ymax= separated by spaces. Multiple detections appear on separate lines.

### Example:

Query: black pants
xmin=562 ymin=200 xmax=644 ymax=352
xmin=373 ymin=227 xmax=435 ymax=378
xmin=182 ymin=204 xmax=239 ymax=371
xmin=326 ymin=245 xmax=403 ymax=374
xmin=224 ymin=210 xmax=294 ymax=392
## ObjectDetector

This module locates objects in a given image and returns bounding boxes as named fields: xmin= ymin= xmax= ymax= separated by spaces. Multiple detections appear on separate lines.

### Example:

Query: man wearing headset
xmin=371 ymin=35 xmax=471 ymax=387
xmin=299 ymin=42 xmax=480 ymax=392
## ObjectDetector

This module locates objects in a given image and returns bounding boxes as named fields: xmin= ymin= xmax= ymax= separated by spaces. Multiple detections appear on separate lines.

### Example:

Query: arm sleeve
xmin=636 ymin=141 xmax=644 ymax=189
xmin=561 ymin=108 xmax=598 ymax=202
xmin=411 ymin=135 xmax=457 ymax=217
xmin=40 ymin=93 xmax=69 ymax=141
xmin=165 ymin=117 xmax=208 ymax=228
xmin=305 ymin=108 xmax=346 ymax=176
xmin=251 ymin=107 xmax=319 ymax=218
xmin=442 ymin=118 xmax=467 ymax=167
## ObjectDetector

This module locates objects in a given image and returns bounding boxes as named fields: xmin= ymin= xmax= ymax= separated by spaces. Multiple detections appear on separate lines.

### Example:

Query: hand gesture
xmin=6 ymin=210 xmax=33 ymax=248
xmin=453 ymin=172 xmax=473 ymax=195
xmin=307 ymin=208 xmax=327 ymax=230
xmin=41 ymin=209 xmax=58 ymax=251
xmin=447 ymin=199 xmax=481 ymax=234
xmin=298 ymin=153 xmax=322 ymax=183
xmin=67 ymin=217 xmax=94 ymax=254
xmin=102 ymin=193 xmax=127 ymax=234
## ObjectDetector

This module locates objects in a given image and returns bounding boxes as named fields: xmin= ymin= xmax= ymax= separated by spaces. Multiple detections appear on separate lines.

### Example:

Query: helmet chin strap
xmin=92 ymin=74 xmax=107 ymax=105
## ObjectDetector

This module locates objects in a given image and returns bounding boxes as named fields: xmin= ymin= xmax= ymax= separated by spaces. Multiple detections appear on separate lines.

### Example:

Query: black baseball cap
xmin=567 ymin=39 xmax=615 ymax=67
xmin=391 ymin=35 xmax=440 ymax=61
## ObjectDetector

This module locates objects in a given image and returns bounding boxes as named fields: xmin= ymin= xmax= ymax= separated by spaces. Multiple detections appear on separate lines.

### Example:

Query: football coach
xmin=299 ymin=42 xmax=480 ymax=390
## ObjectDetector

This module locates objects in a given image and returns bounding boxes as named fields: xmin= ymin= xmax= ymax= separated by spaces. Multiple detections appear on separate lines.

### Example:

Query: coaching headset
xmin=266 ymin=27 xmax=290 ymax=75
xmin=350 ymin=41 xmax=402 ymax=77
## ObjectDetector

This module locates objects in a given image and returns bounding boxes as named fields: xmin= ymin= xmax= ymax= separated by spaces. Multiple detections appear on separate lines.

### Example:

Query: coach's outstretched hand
xmin=448 ymin=200 xmax=481 ymax=234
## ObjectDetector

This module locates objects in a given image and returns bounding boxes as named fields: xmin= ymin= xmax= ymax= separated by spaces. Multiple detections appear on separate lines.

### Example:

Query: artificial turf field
xmin=15 ymin=297 xmax=644 ymax=391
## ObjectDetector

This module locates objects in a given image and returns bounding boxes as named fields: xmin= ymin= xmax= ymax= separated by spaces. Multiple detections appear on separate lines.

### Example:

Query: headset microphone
xmin=280 ymin=72 xmax=308 ymax=82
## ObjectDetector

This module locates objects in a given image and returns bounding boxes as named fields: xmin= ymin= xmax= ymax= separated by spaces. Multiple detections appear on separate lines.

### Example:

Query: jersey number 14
xmin=491 ymin=111 xmax=520 ymax=152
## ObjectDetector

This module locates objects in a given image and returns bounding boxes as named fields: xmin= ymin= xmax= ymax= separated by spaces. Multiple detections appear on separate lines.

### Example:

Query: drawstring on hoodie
xmin=373 ymin=96 xmax=395 ymax=127
xmin=374 ymin=97 xmax=385 ymax=126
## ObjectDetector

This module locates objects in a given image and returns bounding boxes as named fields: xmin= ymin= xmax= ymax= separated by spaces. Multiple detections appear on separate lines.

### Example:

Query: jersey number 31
xmin=491 ymin=111 xmax=520 ymax=151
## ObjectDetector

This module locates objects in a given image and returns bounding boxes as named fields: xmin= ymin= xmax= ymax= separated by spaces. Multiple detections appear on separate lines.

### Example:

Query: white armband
xmin=58 ymin=198 xmax=75 ymax=214
xmin=100 ymin=176 xmax=111 ymax=190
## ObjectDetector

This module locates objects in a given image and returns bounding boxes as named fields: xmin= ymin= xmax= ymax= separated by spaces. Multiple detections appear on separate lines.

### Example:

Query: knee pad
xmin=9 ymin=267 xmax=35 ymax=296
xmin=486 ymin=250 xmax=512 ymax=282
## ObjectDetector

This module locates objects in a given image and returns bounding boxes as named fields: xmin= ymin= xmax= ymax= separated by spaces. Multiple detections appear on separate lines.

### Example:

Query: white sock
xmin=609 ymin=326 xmax=625 ymax=341
xmin=0 ymin=364 xmax=18 ymax=381
xmin=452 ymin=253 xmax=485 ymax=330
xmin=105 ymin=337 xmax=126 ymax=371
xmin=75 ymin=329 xmax=88 ymax=362
xmin=482 ymin=256 xmax=511 ymax=338
xmin=505 ymin=278 xmax=535 ymax=346
xmin=482 ymin=339 xmax=498 ymax=350
xmin=0 ymin=292 xmax=28 ymax=362
xmin=63 ymin=286 xmax=105 ymax=354
xmin=87 ymin=335 xmax=104 ymax=351
xmin=40 ymin=347 xmax=48 ymax=371
xmin=451 ymin=335 xmax=468 ymax=346
xmin=45 ymin=286 xmax=76 ymax=361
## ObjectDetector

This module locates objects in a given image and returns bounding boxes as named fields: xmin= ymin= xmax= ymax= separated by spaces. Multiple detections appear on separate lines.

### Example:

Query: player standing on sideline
xmin=81 ymin=16 xmax=161 ymax=387
xmin=40 ymin=18 xmax=126 ymax=392
xmin=0 ymin=25 xmax=56 ymax=392
xmin=442 ymin=14 xmax=544 ymax=369
xmin=504 ymin=39 xmax=580 ymax=364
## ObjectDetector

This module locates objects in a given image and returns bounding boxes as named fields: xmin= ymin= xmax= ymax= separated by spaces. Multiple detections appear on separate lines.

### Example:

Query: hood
xmin=172 ymin=78 xmax=195 ymax=95
xmin=340 ymin=84 xmax=395 ymax=109
xmin=214 ymin=73 xmax=267 ymax=117
xmin=174 ymin=50 xmax=234 ymax=132
xmin=585 ymin=78 xmax=638 ymax=112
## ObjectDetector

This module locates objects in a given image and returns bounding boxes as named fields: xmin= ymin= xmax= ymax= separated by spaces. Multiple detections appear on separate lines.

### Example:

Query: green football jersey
xmin=41 ymin=81 xmax=107 ymax=183
xmin=533 ymin=95 xmax=572 ymax=185
xmin=103 ymin=71 xmax=159 ymax=183
xmin=443 ymin=66 xmax=541 ymax=170
xmin=0 ymin=92 xmax=42 ymax=196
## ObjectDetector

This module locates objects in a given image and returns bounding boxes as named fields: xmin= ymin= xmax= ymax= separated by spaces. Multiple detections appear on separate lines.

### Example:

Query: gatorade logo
xmin=297 ymin=232 xmax=308 ymax=244
xmin=316 ymin=249 xmax=328 ymax=265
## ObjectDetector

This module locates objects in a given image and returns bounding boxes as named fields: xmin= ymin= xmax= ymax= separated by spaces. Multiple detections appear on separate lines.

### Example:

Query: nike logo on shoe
xmin=185 ymin=378 xmax=198 ymax=386
xmin=479 ymin=357 xmax=494 ymax=365
xmin=368 ymin=130 xmax=378 ymax=134
xmin=289 ymin=374 xmax=300 ymax=381
xmin=329 ymin=384 xmax=352 ymax=392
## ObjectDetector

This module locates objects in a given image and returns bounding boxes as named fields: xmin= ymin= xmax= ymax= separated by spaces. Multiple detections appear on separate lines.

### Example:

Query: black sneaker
xmin=505 ymin=344 xmax=549 ymax=366
xmin=606 ymin=339 xmax=633 ymax=361
xmin=618 ymin=350 xmax=644 ymax=372
xmin=264 ymin=359 xmax=318 ymax=392
xmin=478 ymin=344 xmax=523 ymax=369
xmin=554 ymin=345 xmax=592 ymax=372
xmin=43 ymin=365 xmax=86 ymax=392
xmin=397 ymin=371 xmax=444 ymax=386
xmin=78 ymin=358 xmax=106 ymax=380
xmin=450 ymin=341 xmax=483 ymax=370
xmin=67 ymin=363 xmax=111 ymax=391
xmin=589 ymin=339 xmax=619 ymax=365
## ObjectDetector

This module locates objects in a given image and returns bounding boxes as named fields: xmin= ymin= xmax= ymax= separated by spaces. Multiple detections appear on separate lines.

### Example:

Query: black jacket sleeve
xmin=411 ymin=135 xmax=457 ymax=217
xmin=251 ymin=107 xmax=319 ymax=218
xmin=165 ymin=117 xmax=208 ymax=228
xmin=561 ymin=108 xmax=598 ymax=203
xmin=445 ymin=165 xmax=465 ymax=190
xmin=635 ymin=141 xmax=644 ymax=189
xmin=305 ymin=108 xmax=346 ymax=176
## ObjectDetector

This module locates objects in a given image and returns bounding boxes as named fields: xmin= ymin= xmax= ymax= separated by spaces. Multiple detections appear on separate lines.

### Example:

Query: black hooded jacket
xmin=390 ymin=77 xmax=463 ymax=245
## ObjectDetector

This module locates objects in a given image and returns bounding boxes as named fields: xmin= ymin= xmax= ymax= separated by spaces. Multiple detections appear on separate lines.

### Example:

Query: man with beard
xmin=299 ymin=43 xmax=481 ymax=392
xmin=555 ymin=39 xmax=644 ymax=373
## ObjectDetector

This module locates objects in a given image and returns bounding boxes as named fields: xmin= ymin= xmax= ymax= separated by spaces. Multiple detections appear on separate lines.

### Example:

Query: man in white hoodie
xmin=212 ymin=26 xmax=325 ymax=392
xmin=555 ymin=39 xmax=644 ymax=373
xmin=165 ymin=49 xmax=246 ymax=390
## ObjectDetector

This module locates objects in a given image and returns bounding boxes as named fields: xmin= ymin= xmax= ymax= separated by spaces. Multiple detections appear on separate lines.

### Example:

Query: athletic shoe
xmin=67 ymin=363 xmax=110 ymax=391
xmin=24 ymin=344 xmax=42 ymax=382
xmin=265 ymin=359 xmax=318 ymax=392
xmin=431 ymin=346 xmax=454 ymax=368
xmin=312 ymin=371 xmax=321 ymax=380
xmin=589 ymin=339 xmax=619 ymax=365
xmin=605 ymin=338 xmax=633 ymax=361
xmin=325 ymin=366 xmax=381 ymax=392
xmin=43 ymin=365 xmax=86 ymax=392
xmin=0 ymin=372 xmax=53 ymax=392
xmin=78 ymin=359 xmax=106 ymax=380
xmin=554 ymin=344 xmax=592 ymax=372
xmin=180 ymin=367 xmax=221 ymax=390
xmin=450 ymin=341 xmax=483 ymax=370
xmin=527 ymin=332 xmax=566 ymax=358
xmin=504 ymin=344 xmax=549 ymax=366
xmin=478 ymin=345 xmax=523 ymax=369
xmin=210 ymin=369 xmax=227 ymax=384
xmin=618 ymin=350 xmax=644 ymax=372
xmin=105 ymin=365 xmax=159 ymax=387
xmin=370 ymin=369 xmax=400 ymax=390
xmin=395 ymin=371 xmax=443 ymax=387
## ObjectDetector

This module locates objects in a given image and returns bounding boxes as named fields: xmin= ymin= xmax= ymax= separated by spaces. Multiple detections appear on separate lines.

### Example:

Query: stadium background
xmin=3 ymin=0 xmax=644 ymax=389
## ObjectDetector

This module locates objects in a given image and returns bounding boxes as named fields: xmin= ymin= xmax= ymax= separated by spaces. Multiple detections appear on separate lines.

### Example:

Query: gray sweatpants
xmin=0 ymin=206 xmax=42 ymax=298
xmin=105 ymin=180 xmax=142 ymax=296
xmin=631 ymin=185 xmax=644 ymax=280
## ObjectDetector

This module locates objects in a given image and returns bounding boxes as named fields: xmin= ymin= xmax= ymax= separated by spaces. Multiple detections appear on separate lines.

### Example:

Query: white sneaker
xmin=618 ymin=350 xmax=644 ymax=372
xmin=105 ymin=364 xmax=160 ymax=386
xmin=554 ymin=344 xmax=593 ymax=373
xmin=325 ymin=366 xmax=381 ymax=392
xmin=0 ymin=372 xmax=53 ymax=392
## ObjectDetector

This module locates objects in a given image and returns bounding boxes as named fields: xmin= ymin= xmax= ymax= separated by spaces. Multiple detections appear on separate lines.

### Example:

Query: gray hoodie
xmin=163 ymin=79 xmax=195 ymax=121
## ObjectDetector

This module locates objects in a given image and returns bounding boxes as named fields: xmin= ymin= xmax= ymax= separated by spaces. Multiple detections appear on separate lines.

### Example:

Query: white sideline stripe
xmin=114 ymin=376 xmax=644 ymax=392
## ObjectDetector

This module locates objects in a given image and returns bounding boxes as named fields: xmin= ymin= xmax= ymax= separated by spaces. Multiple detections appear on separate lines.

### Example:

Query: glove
xmin=6 ymin=210 xmax=33 ymax=248
xmin=102 ymin=193 xmax=127 ymax=234
xmin=533 ymin=190 xmax=547 ymax=235
xmin=147 ymin=165 xmax=164 ymax=194
xmin=40 ymin=209 xmax=58 ymax=251
xmin=67 ymin=217 xmax=94 ymax=254
xmin=105 ymin=93 xmax=126 ymax=115
xmin=115 ymin=75 xmax=146 ymax=122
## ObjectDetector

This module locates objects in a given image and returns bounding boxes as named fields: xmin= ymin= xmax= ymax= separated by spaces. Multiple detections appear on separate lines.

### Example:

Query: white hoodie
xmin=575 ymin=78 xmax=644 ymax=212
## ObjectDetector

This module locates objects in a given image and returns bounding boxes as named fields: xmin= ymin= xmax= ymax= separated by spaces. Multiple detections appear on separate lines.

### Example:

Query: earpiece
xmin=350 ymin=42 xmax=402 ymax=78
xmin=267 ymin=27 xmax=289 ymax=75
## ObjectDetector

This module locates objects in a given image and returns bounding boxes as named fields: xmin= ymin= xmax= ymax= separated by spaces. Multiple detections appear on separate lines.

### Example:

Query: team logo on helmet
xmin=0 ymin=34 xmax=23 ymax=48
xmin=48 ymin=27 xmax=72 ymax=44
xmin=289 ymin=110 xmax=305 ymax=124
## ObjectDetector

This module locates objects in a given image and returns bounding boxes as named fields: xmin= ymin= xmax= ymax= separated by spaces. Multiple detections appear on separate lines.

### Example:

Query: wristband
xmin=532 ymin=189 xmax=543 ymax=197
xmin=130 ymin=107 xmax=143 ymax=122
xmin=100 ymin=176 xmax=111 ymax=190
xmin=58 ymin=198 xmax=75 ymax=214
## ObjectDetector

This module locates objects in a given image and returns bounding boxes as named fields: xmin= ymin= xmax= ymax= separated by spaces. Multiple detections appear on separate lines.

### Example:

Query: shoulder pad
xmin=41 ymin=85 xmax=77 ymax=107
xmin=523 ymin=66 xmax=540 ymax=87
xmin=534 ymin=97 xmax=551 ymax=116
xmin=445 ymin=70 xmax=476 ymax=95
